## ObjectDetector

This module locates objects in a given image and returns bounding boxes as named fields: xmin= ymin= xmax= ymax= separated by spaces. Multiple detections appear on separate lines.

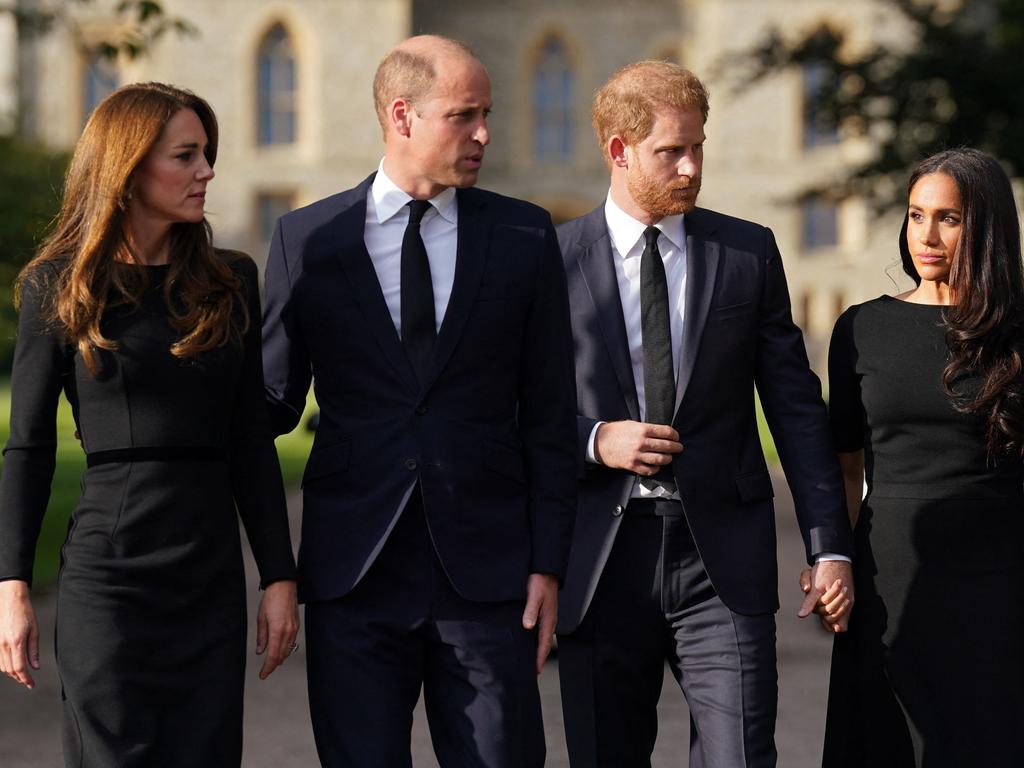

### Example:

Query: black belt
xmin=625 ymin=498 xmax=685 ymax=517
xmin=86 ymin=446 xmax=227 ymax=468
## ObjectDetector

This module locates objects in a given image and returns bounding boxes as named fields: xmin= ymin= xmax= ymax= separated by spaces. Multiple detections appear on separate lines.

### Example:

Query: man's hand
xmin=256 ymin=580 xmax=300 ymax=680
xmin=798 ymin=561 xmax=854 ymax=633
xmin=594 ymin=420 xmax=683 ymax=475
xmin=522 ymin=573 xmax=559 ymax=674
xmin=0 ymin=580 xmax=39 ymax=689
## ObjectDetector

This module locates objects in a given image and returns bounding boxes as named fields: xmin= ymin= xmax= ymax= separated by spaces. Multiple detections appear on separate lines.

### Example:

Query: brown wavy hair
xmin=899 ymin=148 xmax=1024 ymax=457
xmin=18 ymin=82 xmax=246 ymax=374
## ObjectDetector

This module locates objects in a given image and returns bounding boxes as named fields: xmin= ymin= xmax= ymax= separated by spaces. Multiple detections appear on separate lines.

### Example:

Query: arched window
xmin=533 ymin=36 xmax=574 ymax=162
xmin=257 ymin=24 xmax=296 ymax=145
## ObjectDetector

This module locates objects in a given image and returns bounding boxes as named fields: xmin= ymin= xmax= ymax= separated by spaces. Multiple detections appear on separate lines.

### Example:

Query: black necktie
xmin=401 ymin=199 xmax=436 ymax=383
xmin=640 ymin=225 xmax=676 ymax=491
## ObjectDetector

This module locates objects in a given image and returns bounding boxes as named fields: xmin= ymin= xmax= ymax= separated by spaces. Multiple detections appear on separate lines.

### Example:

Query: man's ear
xmin=608 ymin=136 xmax=629 ymax=169
xmin=390 ymin=98 xmax=414 ymax=138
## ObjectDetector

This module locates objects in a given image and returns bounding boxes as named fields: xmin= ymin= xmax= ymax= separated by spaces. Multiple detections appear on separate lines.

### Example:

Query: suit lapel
xmin=425 ymin=187 xmax=490 ymax=388
xmin=674 ymin=212 xmax=720 ymax=414
xmin=332 ymin=184 xmax=419 ymax=394
xmin=576 ymin=211 xmax=640 ymax=421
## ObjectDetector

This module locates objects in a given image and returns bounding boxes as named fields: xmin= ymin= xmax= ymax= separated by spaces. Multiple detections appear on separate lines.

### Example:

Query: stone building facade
xmin=2 ymin=0 xmax=921 ymax=368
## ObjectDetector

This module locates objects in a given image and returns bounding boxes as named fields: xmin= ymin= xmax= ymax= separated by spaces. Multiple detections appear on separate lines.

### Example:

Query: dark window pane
xmin=803 ymin=63 xmax=838 ymax=149
xmin=257 ymin=193 xmax=295 ymax=244
xmin=83 ymin=55 xmax=119 ymax=124
xmin=257 ymin=24 xmax=297 ymax=145
xmin=801 ymin=198 xmax=839 ymax=251
xmin=533 ymin=37 xmax=574 ymax=162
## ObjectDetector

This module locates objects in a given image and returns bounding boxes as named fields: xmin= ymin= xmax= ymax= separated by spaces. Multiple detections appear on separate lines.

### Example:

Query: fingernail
xmin=842 ymin=586 xmax=849 ymax=595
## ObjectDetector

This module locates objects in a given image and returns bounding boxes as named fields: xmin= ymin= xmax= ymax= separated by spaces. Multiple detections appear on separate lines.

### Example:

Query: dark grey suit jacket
xmin=557 ymin=205 xmax=853 ymax=632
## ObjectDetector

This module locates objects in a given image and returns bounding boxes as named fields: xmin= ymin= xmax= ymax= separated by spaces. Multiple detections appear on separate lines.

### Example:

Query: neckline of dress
xmin=882 ymin=295 xmax=948 ymax=308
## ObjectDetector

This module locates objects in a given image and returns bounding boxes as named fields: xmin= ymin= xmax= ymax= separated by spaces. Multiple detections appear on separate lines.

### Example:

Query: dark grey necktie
xmin=401 ymin=199 xmax=435 ymax=383
xmin=640 ymin=225 xmax=676 ymax=490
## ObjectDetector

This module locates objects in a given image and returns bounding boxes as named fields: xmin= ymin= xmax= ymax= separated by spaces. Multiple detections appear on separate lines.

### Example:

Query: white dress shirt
xmin=585 ymin=194 xmax=849 ymax=563
xmin=586 ymin=194 xmax=687 ymax=500
xmin=358 ymin=163 xmax=461 ymax=558
xmin=364 ymin=161 xmax=459 ymax=336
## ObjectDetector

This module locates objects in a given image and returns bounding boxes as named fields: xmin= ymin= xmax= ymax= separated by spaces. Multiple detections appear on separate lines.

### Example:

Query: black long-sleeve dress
xmin=0 ymin=254 xmax=297 ymax=767
xmin=823 ymin=296 xmax=1024 ymax=768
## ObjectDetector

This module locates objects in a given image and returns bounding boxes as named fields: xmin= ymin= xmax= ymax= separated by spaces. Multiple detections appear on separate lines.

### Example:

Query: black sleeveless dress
xmin=0 ymin=255 xmax=296 ymax=767
xmin=823 ymin=296 xmax=1024 ymax=768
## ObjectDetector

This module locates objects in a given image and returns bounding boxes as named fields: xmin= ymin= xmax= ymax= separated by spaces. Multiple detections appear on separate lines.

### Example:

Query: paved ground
xmin=0 ymin=471 xmax=835 ymax=766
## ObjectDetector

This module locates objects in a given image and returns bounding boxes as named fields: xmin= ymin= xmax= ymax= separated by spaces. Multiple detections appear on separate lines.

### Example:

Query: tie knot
xmin=643 ymin=226 xmax=661 ymax=248
xmin=407 ymin=199 xmax=432 ymax=225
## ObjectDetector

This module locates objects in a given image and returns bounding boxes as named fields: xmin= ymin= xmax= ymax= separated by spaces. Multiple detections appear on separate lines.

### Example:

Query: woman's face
xmin=130 ymin=108 xmax=214 ymax=227
xmin=906 ymin=172 xmax=962 ymax=285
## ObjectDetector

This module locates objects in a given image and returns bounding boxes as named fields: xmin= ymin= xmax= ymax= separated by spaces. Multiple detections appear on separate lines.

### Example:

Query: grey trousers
xmin=558 ymin=499 xmax=778 ymax=768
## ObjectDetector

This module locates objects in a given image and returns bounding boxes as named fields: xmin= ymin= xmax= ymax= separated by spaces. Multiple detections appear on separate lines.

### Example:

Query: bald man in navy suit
xmin=262 ymin=35 xmax=576 ymax=768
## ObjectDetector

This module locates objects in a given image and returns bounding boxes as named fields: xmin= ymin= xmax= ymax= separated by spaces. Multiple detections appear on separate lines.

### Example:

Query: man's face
xmin=624 ymin=107 xmax=705 ymax=218
xmin=404 ymin=55 xmax=492 ymax=195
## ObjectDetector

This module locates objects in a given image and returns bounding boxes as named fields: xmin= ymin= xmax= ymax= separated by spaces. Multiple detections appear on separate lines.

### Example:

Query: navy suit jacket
xmin=557 ymin=205 xmax=853 ymax=631
xmin=262 ymin=174 xmax=577 ymax=604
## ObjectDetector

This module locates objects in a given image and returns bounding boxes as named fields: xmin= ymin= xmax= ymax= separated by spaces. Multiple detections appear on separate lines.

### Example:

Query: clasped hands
xmin=797 ymin=560 xmax=854 ymax=633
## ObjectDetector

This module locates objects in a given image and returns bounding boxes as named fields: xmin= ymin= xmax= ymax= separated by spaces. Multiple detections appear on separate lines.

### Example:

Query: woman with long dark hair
xmin=819 ymin=148 xmax=1024 ymax=766
xmin=0 ymin=83 xmax=299 ymax=766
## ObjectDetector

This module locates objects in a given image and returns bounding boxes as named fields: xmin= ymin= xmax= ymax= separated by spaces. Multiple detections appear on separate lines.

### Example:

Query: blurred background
xmin=2 ymin=0 xmax=1022 ymax=633
xmin=3 ymin=0 xmax=1022 ymax=586
xmin=0 ymin=0 xmax=1021 ymax=762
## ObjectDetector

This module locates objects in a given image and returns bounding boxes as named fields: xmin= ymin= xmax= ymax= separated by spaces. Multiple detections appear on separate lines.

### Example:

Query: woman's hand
xmin=255 ymin=579 xmax=300 ymax=680
xmin=0 ymin=580 xmax=40 ymax=689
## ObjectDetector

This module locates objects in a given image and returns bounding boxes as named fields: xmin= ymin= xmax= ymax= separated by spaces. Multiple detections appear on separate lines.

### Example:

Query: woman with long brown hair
xmin=0 ymin=83 xmax=299 ymax=766
xmin=817 ymin=148 xmax=1024 ymax=766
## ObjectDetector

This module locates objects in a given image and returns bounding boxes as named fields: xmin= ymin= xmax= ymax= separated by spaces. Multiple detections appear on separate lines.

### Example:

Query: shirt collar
xmin=371 ymin=160 xmax=458 ymax=225
xmin=604 ymin=192 xmax=686 ymax=259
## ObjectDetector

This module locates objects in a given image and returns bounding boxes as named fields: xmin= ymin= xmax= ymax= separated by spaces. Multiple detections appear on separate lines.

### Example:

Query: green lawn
xmin=0 ymin=384 xmax=315 ymax=588
xmin=756 ymin=392 xmax=780 ymax=465
xmin=1 ymin=380 xmax=782 ymax=588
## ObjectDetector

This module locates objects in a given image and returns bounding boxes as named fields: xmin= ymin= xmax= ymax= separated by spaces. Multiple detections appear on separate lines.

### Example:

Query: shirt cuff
xmin=585 ymin=421 xmax=606 ymax=464
xmin=814 ymin=553 xmax=851 ymax=564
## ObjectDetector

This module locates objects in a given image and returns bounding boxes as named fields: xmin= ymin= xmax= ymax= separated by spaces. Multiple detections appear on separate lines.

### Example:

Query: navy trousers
xmin=558 ymin=499 xmax=778 ymax=768
xmin=305 ymin=490 xmax=544 ymax=768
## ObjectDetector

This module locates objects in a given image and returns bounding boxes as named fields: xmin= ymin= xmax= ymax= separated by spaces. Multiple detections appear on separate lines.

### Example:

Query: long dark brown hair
xmin=899 ymin=148 xmax=1024 ymax=457
xmin=17 ymin=82 xmax=246 ymax=374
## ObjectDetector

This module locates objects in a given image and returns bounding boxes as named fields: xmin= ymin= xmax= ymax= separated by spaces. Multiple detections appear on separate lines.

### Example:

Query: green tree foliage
xmin=0 ymin=138 xmax=68 ymax=367
xmin=738 ymin=0 xmax=1024 ymax=204
xmin=7 ymin=0 xmax=196 ymax=59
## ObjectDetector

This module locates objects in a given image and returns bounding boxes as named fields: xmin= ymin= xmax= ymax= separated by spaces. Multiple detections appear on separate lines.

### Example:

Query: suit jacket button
xmin=612 ymin=504 xmax=624 ymax=517
xmin=405 ymin=459 xmax=418 ymax=471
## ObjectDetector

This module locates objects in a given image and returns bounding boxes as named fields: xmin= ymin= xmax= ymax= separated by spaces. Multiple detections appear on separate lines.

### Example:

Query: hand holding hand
xmin=256 ymin=579 xmax=300 ymax=680
xmin=0 ymin=580 xmax=39 ymax=689
xmin=594 ymin=421 xmax=683 ymax=476
xmin=798 ymin=561 xmax=854 ymax=633
xmin=522 ymin=573 xmax=559 ymax=674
